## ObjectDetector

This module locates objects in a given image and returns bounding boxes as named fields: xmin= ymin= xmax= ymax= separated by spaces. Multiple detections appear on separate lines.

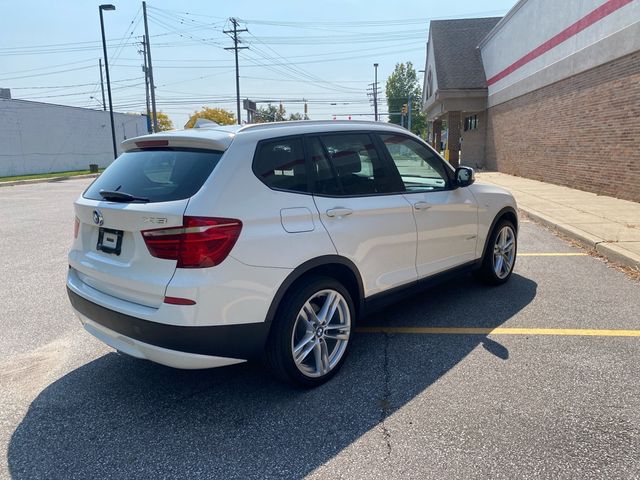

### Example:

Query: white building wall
xmin=422 ymin=32 xmax=439 ymax=111
xmin=0 ymin=99 xmax=148 ymax=177
xmin=480 ymin=0 xmax=640 ymax=106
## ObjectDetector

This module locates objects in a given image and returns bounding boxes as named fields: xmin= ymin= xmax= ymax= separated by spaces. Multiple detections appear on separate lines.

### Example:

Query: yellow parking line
xmin=355 ymin=327 xmax=640 ymax=337
xmin=518 ymin=252 xmax=587 ymax=257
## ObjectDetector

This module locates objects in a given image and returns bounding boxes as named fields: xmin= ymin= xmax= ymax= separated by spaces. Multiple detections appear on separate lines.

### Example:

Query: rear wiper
xmin=99 ymin=189 xmax=149 ymax=203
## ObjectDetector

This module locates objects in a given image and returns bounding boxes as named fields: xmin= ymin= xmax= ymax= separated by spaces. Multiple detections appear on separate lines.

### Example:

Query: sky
xmin=0 ymin=0 xmax=517 ymax=128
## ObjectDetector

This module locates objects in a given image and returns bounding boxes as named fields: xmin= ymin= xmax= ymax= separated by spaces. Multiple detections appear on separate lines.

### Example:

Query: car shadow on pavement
xmin=9 ymin=273 xmax=536 ymax=479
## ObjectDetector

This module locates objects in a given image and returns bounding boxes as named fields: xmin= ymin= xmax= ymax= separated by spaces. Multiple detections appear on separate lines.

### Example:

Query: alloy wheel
xmin=291 ymin=289 xmax=351 ymax=378
xmin=493 ymin=225 xmax=516 ymax=279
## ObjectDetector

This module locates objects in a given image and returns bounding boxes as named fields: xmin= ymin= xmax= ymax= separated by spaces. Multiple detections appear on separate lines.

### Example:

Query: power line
xmin=0 ymin=65 xmax=96 ymax=82
xmin=108 ymin=6 xmax=142 ymax=66
xmin=107 ymin=43 xmax=425 ymax=70
xmin=244 ymin=31 xmax=362 ymax=94
xmin=14 ymin=82 xmax=145 ymax=101
xmin=0 ymin=58 xmax=97 ymax=76
xmin=238 ymin=10 xmax=507 ymax=27
xmin=9 ymin=79 xmax=141 ymax=90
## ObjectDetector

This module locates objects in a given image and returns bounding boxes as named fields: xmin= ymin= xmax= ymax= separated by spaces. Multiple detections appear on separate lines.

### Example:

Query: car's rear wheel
xmin=265 ymin=276 xmax=354 ymax=387
xmin=473 ymin=219 xmax=517 ymax=285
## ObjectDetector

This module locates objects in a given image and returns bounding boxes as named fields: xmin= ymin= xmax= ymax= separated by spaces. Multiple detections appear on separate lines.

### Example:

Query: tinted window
xmin=307 ymin=137 xmax=341 ymax=195
xmin=84 ymin=148 xmax=222 ymax=203
xmin=319 ymin=133 xmax=397 ymax=196
xmin=379 ymin=134 xmax=450 ymax=192
xmin=254 ymin=137 xmax=308 ymax=192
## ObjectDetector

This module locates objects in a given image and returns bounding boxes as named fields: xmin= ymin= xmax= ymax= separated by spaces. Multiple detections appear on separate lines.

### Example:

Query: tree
xmin=252 ymin=104 xmax=306 ymax=123
xmin=385 ymin=61 xmax=426 ymax=137
xmin=254 ymin=104 xmax=286 ymax=123
xmin=184 ymin=107 xmax=236 ymax=128
xmin=156 ymin=111 xmax=174 ymax=131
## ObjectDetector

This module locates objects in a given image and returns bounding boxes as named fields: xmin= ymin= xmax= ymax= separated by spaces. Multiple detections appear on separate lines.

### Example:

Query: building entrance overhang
xmin=424 ymin=89 xmax=488 ymax=121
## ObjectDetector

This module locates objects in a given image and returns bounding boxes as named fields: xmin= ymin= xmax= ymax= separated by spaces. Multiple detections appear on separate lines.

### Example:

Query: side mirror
xmin=455 ymin=166 xmax=475 ymax=188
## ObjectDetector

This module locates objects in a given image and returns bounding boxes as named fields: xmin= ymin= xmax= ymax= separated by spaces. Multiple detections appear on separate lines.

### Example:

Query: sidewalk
xmin=0 ymin=173 xmax=98 ymax=188
xmin=477 ymin=172 xmax=640 ymax=269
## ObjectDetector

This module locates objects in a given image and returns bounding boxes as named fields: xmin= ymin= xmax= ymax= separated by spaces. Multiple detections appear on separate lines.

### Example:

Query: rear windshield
xmin=84 ymin=148 xmax=223 ymax=203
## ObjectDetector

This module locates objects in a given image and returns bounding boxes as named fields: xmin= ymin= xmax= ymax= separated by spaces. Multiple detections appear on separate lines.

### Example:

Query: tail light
xmin=74 ymin=217 xmax=80 ymax=239
xmin=142 ymin=216 xmax=242 ymax=268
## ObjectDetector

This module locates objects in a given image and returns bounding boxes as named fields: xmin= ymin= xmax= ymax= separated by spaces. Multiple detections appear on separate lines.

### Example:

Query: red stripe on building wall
xmin=486 ymin=0 xmax=633 ymax=86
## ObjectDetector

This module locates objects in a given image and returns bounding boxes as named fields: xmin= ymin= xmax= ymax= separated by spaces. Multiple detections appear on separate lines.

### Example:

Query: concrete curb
xmin=520 ymin=208 xmax=640 ymax=270
xmin=595 ymin=243 xmax=640 ymax=270
xmin=0 ymin=173 xmax=99 ymax=188
xmin=519 ymin=208 xmax=601 ymax=248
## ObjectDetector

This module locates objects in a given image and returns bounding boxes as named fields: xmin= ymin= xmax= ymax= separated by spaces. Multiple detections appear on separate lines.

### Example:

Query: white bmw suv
xmin=67 ymin=120 xmax=518 ymax=386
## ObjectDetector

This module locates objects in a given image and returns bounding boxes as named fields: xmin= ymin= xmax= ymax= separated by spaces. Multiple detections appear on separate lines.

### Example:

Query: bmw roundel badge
xmin=93 ymin=209 xmax=104 ymax=226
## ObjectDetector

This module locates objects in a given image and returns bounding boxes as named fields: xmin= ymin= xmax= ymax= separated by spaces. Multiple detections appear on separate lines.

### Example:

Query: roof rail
xmin=238 ymin=119 xmax=405 ymax=132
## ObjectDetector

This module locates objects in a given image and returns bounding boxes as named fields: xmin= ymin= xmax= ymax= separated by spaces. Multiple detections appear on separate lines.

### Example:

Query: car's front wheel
xmin=265 ymin=276 xmax=354 ymax=387
xmin=473 ymin=219 xmax=517 ymax=285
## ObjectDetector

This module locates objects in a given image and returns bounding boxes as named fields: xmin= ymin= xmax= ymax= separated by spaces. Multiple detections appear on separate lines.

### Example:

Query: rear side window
xmin=307 ymin=137 xmax=341 ymax=196
xmin=253 ymin=137 xmax=308 ymax=193
xmin=318 ymin=133 xmax=399 ymax=196
xmin=84 ymin=148 xmax=222 ymax=203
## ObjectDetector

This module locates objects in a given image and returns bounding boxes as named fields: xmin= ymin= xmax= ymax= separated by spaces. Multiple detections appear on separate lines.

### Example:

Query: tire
xmin=473 ymin=219 xmax=517 ymax=285
xmin=265 ymin=275 xmax=355 ymax=388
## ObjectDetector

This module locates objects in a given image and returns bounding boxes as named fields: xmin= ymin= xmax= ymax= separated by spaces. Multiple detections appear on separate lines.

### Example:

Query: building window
xmin=426 ymin=69 xmax=433 ymax=99
xmin=464 ymin=114 xmax=478 ymax=131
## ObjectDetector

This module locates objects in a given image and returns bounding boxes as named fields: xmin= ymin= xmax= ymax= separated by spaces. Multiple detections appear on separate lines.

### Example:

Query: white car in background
xmin=67 ymin=120 xmax=518 ymax=387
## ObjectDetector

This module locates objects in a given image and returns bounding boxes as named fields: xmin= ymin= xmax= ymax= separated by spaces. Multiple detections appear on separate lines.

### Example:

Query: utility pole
xmin=99 ymin=4 xmax=117 ymax=160
xmin=407 ymin=94 xmax=412 ymax=131
xmin=373 ymin=63 xmax=379 ymax=122
xmin=367 ymin=83 xmax=381 ymax=119
xmin=224 ymin=18 xmax=248 ymax=125
xmin=142 ymin=1 xmax=158 ymax=132
xmin=98 ymin=59 xmax=106 ymax=111
xmin=141 ymin=35 xmax=152 ymax=133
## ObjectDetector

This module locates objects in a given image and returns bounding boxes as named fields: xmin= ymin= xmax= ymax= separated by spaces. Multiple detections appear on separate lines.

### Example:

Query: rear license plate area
xmin=97 ymin=228 xmax=123 ymax=255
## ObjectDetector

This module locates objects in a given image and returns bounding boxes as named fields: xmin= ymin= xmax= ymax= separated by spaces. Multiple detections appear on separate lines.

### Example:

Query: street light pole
xmin=99 ymin=4 xmax=117 ymax=160
xmin=373 ymin=63 xmax=379 ymax=122
xmin=98 ymin=59 xmax=106 ymax=111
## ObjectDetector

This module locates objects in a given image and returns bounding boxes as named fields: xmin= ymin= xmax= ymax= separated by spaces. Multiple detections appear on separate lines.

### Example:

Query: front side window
xmin=379 ymin=134 xmax=450 ymax=192
xmin=253 ymin=137 xmax=308 ymax=193
xmin=318 ymin=133 xmax=397 ymax=196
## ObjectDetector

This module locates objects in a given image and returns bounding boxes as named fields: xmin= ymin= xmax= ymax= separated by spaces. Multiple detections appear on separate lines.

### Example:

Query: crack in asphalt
xmin=379 ymin=333 xmax=392 ymax=456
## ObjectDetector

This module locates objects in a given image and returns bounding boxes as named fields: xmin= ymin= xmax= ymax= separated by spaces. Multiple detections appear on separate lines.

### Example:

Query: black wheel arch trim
xmin=480 ymin=206 xmax=519 ymax=262
xmin=264 ymin=255 xmax=365 ymax=327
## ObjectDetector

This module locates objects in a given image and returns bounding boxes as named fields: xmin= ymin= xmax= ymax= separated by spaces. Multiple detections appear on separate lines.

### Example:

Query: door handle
xmin=326 ymin=208 xmax=353 ymax=218
xmin=413 ymin=202 xmax=432 ymax=211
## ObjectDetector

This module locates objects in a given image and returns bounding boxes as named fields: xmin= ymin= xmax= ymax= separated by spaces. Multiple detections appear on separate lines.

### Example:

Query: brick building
xmin=422 ymin=0 xmax=640 ymax=202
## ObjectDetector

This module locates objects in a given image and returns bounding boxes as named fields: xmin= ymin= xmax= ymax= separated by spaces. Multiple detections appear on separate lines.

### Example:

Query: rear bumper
xmin=67 ymin=288 xmax=270 ymax=366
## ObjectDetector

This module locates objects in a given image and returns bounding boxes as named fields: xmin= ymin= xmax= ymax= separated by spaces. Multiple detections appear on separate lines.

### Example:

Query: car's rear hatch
xmin=69 ymin=132 xmax=233 ymax=308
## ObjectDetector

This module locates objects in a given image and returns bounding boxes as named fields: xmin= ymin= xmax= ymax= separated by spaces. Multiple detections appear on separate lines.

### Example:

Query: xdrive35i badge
xmin=142 ymin=216 xmax=168 ymax=225
xmin=92 ymin=209 xmax=104 ymax=226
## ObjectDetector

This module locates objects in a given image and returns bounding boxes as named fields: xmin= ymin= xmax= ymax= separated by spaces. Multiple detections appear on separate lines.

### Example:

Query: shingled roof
xmin=430 ymin=17 xmax=501 ymax=90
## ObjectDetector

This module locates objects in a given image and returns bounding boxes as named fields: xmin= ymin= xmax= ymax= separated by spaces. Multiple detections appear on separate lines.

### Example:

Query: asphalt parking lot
xmin=1 ymin=178 xmax=639 ymax=479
